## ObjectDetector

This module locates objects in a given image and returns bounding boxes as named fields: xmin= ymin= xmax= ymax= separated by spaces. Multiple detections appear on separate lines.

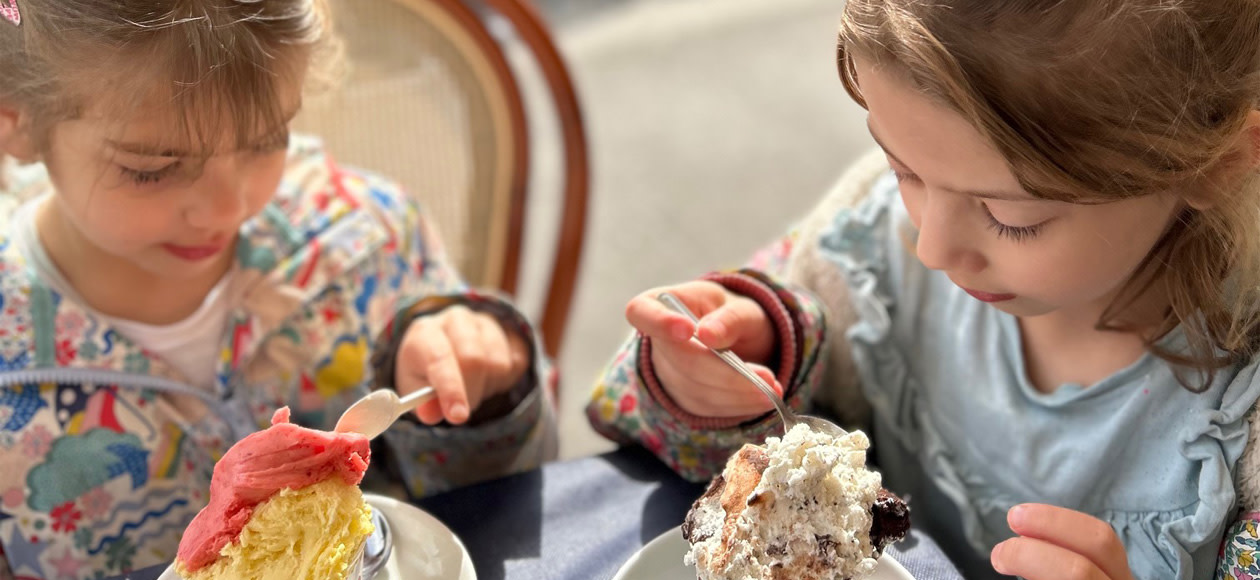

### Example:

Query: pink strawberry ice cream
xmin=176 ymin=407 xmax=371 ymax=573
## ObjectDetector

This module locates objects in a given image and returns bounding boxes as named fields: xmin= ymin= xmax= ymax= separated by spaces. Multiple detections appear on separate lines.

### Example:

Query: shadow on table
xmin=893 ymin=532 xmax=920 ymax=551
xmin=414 ymin=469 xmax=544 ymax=580
xmin=601 ymin=446 xmax=706 ymax=545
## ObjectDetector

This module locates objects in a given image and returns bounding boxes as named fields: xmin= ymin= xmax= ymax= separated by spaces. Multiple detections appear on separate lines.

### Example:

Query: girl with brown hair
xmin=591 ymin=1 xmax=1260 ymax=578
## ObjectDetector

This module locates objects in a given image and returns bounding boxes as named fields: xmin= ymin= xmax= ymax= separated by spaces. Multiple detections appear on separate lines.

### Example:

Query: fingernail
xmin=1008 ymin=504 xmax=1026 ymax=528
xmin=449 ymin=403 xmax=469 ymax=423
xmin=990 ymin=542 xmax=1009 ymax=574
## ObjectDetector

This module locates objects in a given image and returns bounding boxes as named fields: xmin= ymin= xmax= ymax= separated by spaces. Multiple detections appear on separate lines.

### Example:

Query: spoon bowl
xmin=336 ymin=387 xmax=436 ymax=440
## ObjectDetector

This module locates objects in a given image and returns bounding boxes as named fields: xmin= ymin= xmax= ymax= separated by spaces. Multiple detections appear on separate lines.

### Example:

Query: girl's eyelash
xmin=893 ymin=169 xmax=1044 ymax=241
xmin=982 ymin=203 xmax=1043 ymax=242
xmin=893 ymin=170 xmax=920 ymax=183
xmin=120 ymin=162 xmax=180 ymax=185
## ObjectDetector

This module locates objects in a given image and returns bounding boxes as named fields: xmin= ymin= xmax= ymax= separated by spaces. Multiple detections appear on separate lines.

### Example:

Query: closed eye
xmin=119 ymin=162 xmax=180 ymax=185
xmin=982 ymin=203 xmax=1044 ymax=242
xmin=892 ymin=170 xmax=920 ymax=184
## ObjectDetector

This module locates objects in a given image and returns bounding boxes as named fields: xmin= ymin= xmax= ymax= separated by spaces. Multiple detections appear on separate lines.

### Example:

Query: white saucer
xmin=158 ymin=493 xmax=475 ymax=579
xmin=612 ymin=525 xmax=912 ymax=580
xmin=364 ymin=493 xmax=477 ymax=580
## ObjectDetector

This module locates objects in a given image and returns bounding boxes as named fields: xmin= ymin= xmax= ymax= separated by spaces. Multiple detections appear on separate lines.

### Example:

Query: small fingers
xmin=695 ymin=297 xmax=775 ymax=363
xmin=991 ymin=537 xmax=1109 ymax=580
xmin=625 ymin=291 xmax=693 ymax=342
xmin=749 ymin=364 xmax=785 ymax=397
xmin=505 ymin=325 xmax=531 ymax=384
xmin=626 ymin=281 xmax=733 ymax=342
xmin=418 ymin=319 xmax=470 ymax=424
xmin=396 ymin=320 xmax=449 ymax=425
xmin=440 ymin=309 xmax=485 ymax=422
xmin=648 ymin=333 xmax=734 ymax=384
xmin=651 ymin=346 xmax=781 ymax=417
xmin=1005 ymin=504 xmax=1131 ymax=580
xmin=472 ymin=313 xmax=518 ymax=399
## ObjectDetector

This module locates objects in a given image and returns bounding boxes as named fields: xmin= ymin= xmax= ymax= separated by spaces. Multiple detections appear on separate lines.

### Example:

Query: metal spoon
xmin=335 ymin=387 xmax=436 ymax=439
xmin=656 ymin=292 xmax=848 ymax=438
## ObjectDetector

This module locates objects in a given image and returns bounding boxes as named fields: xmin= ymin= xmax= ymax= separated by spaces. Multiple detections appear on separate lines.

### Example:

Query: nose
xmin=904 ymin=190 xmax=985 ymax=273
xmin=185 ymin=157 xmax=248 ymax=231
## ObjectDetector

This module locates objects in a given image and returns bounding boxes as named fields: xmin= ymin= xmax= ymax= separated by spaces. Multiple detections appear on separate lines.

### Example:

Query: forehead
xmin=857 ymin=57 xmax=1024 ymax=185
xmin=69 ymin=64 xmax=305 ymax=154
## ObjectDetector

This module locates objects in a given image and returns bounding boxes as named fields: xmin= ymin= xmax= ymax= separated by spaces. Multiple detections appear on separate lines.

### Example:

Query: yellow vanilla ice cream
xmin=175 ymin=408 xmax=375 ymax=580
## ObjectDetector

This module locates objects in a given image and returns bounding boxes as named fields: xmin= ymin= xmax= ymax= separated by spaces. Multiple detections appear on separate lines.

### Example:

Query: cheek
xmin=997 ymin=220 xmax=1163 ymax=303
xmin=49 ymin=159 xmax=178 ymax=248
xmin=898 ymin=186 xmax=924 ymax=228
xmin=245 ymin=156 xmax=286 ymax=211
xmin=58 ymin=187 xmax=179 ymax=248
xmin=84 ymin=201 xmax=181 ymax=248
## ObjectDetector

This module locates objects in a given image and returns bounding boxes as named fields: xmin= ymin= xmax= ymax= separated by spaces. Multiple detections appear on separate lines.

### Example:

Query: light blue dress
xmin=818 ymin=172 xmax=1260 ymax=580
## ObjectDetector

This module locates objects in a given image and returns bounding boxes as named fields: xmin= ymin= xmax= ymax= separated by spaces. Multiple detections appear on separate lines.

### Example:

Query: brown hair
xmin=838 ymin=0 xmax=1260 ymax=390
xmin=0 ymin=0 xmax=340 ymax=153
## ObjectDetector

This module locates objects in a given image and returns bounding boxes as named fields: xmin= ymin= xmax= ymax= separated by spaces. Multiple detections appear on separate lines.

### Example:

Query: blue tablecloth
xmin=112 ymin=445 xmax=962 ymax=579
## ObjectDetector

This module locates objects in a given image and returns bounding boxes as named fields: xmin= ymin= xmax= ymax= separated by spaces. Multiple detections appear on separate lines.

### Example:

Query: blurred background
xmin=300 ymin=0 xmax=876 ymax=460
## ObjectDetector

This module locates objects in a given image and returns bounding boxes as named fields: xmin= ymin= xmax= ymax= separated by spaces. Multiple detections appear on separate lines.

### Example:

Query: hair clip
xmin=0 ymin=0 xmax=19 ymax=27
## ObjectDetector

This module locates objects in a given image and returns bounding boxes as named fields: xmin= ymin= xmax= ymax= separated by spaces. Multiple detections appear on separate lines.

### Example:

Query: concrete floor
xmin=510 ymin=0 xmax=876 ymax=459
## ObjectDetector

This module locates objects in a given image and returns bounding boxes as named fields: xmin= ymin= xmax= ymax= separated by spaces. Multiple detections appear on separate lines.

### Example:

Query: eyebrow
xmin=866 ymin=120 xmax=1034 ymax=202
xmin=106 ymin=106 xmax=301 ymax=158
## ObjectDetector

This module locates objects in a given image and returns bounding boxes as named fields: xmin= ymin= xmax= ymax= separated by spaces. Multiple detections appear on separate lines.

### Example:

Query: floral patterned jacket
xmin=587 ymin=149 xmax=1260 ymax=580
xmin=0 ymin=135 xmax=557 ymax=580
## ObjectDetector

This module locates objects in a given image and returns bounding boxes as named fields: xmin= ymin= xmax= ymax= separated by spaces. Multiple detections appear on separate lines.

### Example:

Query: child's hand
xmin=394 ymin=305 xmax=531 ymax=425
xmin=625 ymin=281 xmax=780 ymax=417
xmin=991 ymin=504 xmax=1135 ymax=580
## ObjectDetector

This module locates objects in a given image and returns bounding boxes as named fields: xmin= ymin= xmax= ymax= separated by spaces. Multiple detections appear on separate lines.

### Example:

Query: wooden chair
xmin=294 ymin=0 xmax=589 ymax=361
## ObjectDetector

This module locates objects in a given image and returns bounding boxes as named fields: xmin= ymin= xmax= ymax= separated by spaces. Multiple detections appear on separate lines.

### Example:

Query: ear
xmin=1188 ymin=110 xmax=1260 ymax=211
xmin=0 ymin=103 xmax=37 ymax=163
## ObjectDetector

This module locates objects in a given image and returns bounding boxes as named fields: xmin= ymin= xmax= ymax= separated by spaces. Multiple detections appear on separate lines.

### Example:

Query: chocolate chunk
xmin=870 ymin=488 xmax=910 ymax=553
xmin=682 ymin=474 xmax=726 ymax=543
xmin=815 ymin=534 xmax=838 ymax=567
xmin=701 ymin=473 xmax=728 ymax=503
xmin=747 ymin=490 xmax=775 ymax=508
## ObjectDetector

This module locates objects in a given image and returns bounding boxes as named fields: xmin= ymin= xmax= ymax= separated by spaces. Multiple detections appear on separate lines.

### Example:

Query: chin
xmin=142 ymin=254 xmax=232 ymax=281
xmin=986 ymin=300 xmax=1054 ymax=318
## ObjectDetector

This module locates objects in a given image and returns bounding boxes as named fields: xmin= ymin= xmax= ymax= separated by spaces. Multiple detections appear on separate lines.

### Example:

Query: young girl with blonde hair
xmin=591 ymin=1 xmax=1260 ymax=578
xmin=0 ymin=1 xmax=556 ymax=578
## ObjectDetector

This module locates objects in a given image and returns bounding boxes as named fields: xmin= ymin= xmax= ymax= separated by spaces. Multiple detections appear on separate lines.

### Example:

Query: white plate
xmin=364 ymin=493 xmax=477 ymax=580
xmin=613 ymin=525 xmax=912 ymax=580
xmin=158 ymin=493 xmax=475 ymax=580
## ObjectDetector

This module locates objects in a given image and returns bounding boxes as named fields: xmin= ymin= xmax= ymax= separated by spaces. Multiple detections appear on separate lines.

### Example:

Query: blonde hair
xmin=0 ymin=0 xmax=340 ymax=153
xmin=838 ymin=0 xmax=1260 ymax=390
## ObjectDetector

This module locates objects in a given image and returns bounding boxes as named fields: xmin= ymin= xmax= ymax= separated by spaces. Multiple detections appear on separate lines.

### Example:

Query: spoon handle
xmin=655 ymin=293 xmax=795 ymax=424
xmin=397 ymin=386 xmax=436 ymax=412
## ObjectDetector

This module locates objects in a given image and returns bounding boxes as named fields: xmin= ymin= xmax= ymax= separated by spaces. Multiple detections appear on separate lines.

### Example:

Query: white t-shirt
xmin=11 ymin=196 xmax=231 ymax=391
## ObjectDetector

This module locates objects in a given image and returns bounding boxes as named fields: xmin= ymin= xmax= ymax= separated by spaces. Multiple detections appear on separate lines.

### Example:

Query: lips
xmin=163 ymin=242 xmax=225 ymax=261
xmin=963 ymin=288 xmax=1017 ymax=303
